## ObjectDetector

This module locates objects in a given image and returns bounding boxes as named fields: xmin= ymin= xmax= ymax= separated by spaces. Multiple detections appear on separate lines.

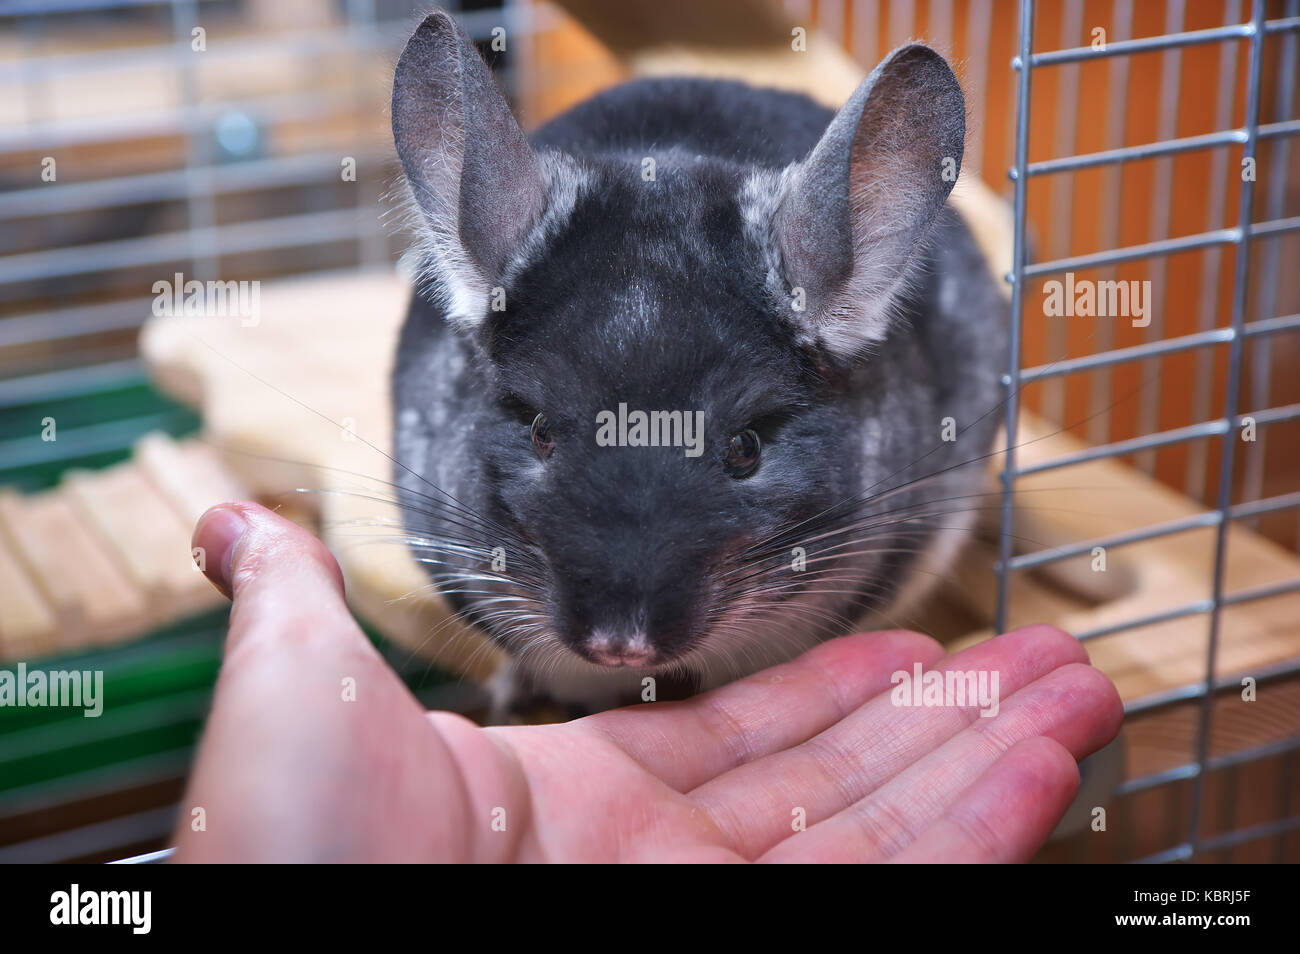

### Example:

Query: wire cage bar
xmin=1000 ymin=0 xmax=1300 ymax=862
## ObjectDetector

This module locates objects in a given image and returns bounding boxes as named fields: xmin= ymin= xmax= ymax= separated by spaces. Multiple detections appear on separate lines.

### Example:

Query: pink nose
xmin=588 ymin=646 xmax=655 ymax=667
xmin=584 ymin=631 xmax=655 ymax=667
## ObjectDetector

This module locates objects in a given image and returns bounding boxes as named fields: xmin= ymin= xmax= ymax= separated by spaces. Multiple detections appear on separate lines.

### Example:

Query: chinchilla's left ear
xmin=391 ymin=9 xmax=547 ymax=330
xmin=768 ymin=44 xmax=966 ymax=356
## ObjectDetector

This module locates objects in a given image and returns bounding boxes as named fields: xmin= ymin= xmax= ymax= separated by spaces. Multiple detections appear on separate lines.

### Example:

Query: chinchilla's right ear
xmin=392 ymin=10 xmax=549 ymax=330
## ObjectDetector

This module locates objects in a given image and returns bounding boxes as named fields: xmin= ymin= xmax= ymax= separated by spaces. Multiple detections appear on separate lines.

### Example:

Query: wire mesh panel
xmin=0 ymin=0 xmax=558 ymax=377
xmin=1001 ymin=0 xmax=1300 ymax=861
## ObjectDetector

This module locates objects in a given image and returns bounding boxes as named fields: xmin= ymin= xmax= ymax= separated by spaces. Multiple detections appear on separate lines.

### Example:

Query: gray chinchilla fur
xmin=389 ymin=10 xmax=1007 ymax=717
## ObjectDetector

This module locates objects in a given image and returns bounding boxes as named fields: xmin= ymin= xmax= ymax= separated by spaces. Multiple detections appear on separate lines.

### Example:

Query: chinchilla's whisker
xmin=735 ymin=488 xmax=990 ymax=562
xmin=344 ymin=534 xmax=497 ymax=561
xmin=767 ymin=489 xmax=1116 ymax=563
xmin=718 ymin=555 xmax=937 ymax=635
xmin=738 ymin=464 xmax=1112 ymax=563
xmin=325 ymin=508 xmax=515 ymax=548
xmin=404 ymin=591 xmax=534 ymax=606
xmin=705 ymin=605 xmax=846 ymax=669
xmin=725 ymin=497 xmax=1063 ymax=590
xmin=401 ymin=598 xmax=508 ymax=677
xmin=739 ymin=343 xmax=1173 ymax=560
xmin=408 ymin=563 xmax=527 ymax=588
xmin=319 ymin=499 xmax=546 ymax=570
xmin=185 ymin=392 xmax=524 ymax=545
xmin=721 ymin=573 xmax=877 ymax=603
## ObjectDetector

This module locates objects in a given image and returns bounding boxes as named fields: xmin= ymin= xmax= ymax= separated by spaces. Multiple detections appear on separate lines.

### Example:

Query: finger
xmin=887 ymin=737 xmax=1080 ymax=863
xmin=176 ymin=503 xmax=443 ymax=860
xmin=576 ymin=629 xmax=945 ymax=791
xmin=760 ymin=660 xmax=1122 ymax=862
xmin=691 ymin=625 xmax=1093 ymax=858
xmin=193 ymin=501 xmax=351 ymax=655
xmin=191 ymin=501 xmax=385 ymax=702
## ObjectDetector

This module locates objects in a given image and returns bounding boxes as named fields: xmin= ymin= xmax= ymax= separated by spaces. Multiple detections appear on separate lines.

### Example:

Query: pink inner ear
xmin=770 ymin=44 xmax=965 ymax=355
xmin=848 ymin=47 xmax=966 ymax=249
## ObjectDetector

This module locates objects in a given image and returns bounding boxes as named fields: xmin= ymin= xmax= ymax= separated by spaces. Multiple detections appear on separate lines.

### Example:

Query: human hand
xmin=174 ymin=502 xmax=1122 ymax=862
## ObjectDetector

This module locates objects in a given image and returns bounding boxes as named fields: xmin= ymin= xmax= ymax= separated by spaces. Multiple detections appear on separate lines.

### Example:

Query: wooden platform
xmin=0 ymin=435 xmax=244 ymax=660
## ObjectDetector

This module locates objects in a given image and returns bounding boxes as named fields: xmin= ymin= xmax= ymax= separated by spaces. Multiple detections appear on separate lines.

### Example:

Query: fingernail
xmin=194 ymin=505 xmax=249 ymax=599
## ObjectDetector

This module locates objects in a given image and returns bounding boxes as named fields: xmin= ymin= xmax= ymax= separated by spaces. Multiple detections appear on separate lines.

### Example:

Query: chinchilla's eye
xmin=724 ymin=428 xmax=761 ymax=478
xmin=531 ymin=412 xmax=555 ymax=460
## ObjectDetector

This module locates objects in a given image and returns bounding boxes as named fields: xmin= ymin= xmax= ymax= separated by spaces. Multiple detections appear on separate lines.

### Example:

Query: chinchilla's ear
xmin=768 ymin=44 xmax=965 ymax=356
xmin=392 ymin=10 xmax=547 ymax=330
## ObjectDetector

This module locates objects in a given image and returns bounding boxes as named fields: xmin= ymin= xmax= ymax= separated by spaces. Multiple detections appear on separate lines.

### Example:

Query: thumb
xmin=192 ymin=501 xmax=353 ymax=650
xmin=179 ymin=503 xmax=432 ymax=861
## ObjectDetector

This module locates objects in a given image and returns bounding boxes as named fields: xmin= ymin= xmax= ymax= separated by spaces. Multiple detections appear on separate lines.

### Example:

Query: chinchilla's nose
xmin=547 ymin=526 xmax=711 ymax=665
xmin=580 ymin=628 xmax=657 ymax=668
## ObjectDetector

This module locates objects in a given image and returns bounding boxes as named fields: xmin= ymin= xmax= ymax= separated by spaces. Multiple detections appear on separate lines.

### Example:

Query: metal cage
xmin=1000 ymin=0 xmax=1300 ymax=861
xmin=1 ymin=0 xmax=1298 ymax=863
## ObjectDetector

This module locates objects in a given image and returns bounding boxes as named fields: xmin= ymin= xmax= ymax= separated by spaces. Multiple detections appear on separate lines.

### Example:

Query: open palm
xmin=174 ymin=503 xmax=1122 ymax=863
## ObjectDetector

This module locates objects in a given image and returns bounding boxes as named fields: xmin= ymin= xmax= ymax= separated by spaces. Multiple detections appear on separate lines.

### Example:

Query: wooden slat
xmin=0 ymin=490 xmax=148 ymax=650
xmin=0 ymin=433 xmax=245 ymax=658
xmin=134 ymin=433 xmax=249 ymax=529
xmin=64 ymin=463 xmax=220 ymax=624
xmin=0 ymin=532 xmax=58 ymax=660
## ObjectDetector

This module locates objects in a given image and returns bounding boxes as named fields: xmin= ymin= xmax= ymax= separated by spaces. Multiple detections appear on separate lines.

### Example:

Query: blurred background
xmin=0 ymin=0 xmax=1297 ymax=863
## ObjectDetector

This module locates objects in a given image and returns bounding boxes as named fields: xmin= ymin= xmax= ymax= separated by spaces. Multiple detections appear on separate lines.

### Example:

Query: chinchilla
xmin=389 ymin=10 xmax=1007 ymax=717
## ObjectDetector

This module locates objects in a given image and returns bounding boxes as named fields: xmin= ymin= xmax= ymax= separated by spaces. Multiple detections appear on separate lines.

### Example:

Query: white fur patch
xmin=502 ymin=151 xmax=588 ymax=287
xmin=395 ymin=150 xmax=589 ymax=330
xmin=738 ymin=166 xmax=926 ymax=357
